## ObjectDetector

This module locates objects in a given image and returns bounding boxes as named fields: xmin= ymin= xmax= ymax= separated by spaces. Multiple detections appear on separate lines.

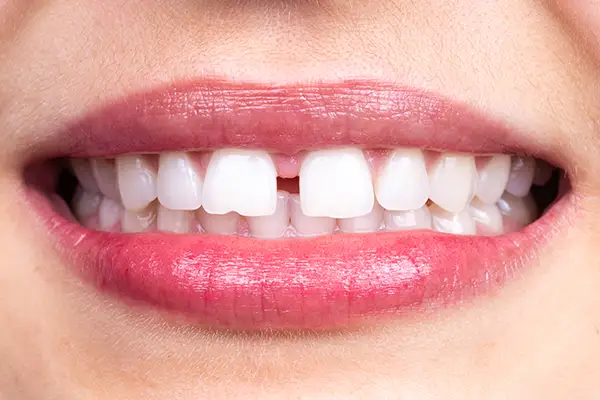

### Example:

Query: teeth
xmin=430 ymin=204 xmax=476 ymax=235
xmin=73 ymin=188 xmax=102 ymax=219
xmin=197 ymin=209 xmax=241 ymax=235
xmin=247 ymin=191 xmax=290 ymax=238
xmin=91 ymin=159 xmax=121 ymax=200
xmin=157 ymin=206 xmax=195 ymax=233
xmin=428 ymin=153 xmax=477 ymax=213
xmin=375 ymin=148 xmax=429 ymax=211
xmin=203 ymin=149 xmax=277 ymax=217
xmin=496 ymin=192 xmax=537 ymax=232
xmin=384 ymin=206 xmax=432 ymax=231
xmin=157 ymin=152 xmax=204 ymax=211
xmin=505 ymin=156 xmax=535 ymax=197
xmin=98 ymin=197 xmax=123 ymax=231
xmin=116 ymin=155 xmax=157 ymax=211
xmin=533 ymin=160 xmax=553 ymax=186
xmin=475 ymin=155 xmax=511 ymax=204
xmin=300 ymin=148 xmax=374 ymax=218
xmin=122 ymin=205 xmax=157 ymax=233
xmin=338 ymin=202 xmax=384 ymax=233
xmin=290 ymin=194 xmax=337 ymax=237
xmin=469 ymin=198 xmax=503 ymax=235
xmin=71 ymin=159 xmax=100 ymax=193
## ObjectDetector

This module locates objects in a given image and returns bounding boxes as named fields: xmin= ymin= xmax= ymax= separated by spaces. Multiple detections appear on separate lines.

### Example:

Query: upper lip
xmin=23 ymin=78 xmax=574 ymax=331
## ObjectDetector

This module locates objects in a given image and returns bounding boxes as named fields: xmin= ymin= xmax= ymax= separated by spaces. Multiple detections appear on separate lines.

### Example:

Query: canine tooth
xmin=384 ymin=206 xmax=432 ymax=231
xmin=197 ymin=209 xmax=240 ymax=235
xmin=73 ymin=188 xmax=102 ymax=219
xmin=475 ymin=155 xmax=510 ymax=204
xmin=300 ymin=148 xmax=374 ymax=218
xmin=375 ymin=148 xmax=429 ymax=211
xmin=505 ymin=156 xmax=535 ymax=197
xmin=122 ymin=205 xmax=157 ymax=233
xmin=497 ymin=192 xmax=537 ymax=231
xmin=247 ymin=191 xmax=290 ymax=238
xmin=533 ymin=160 xmax=553 ymax=186
xmin=290 ymin=194 xmax=336 ymax=237
xmin=91 ymin=159 xmax=121 ymax=200
xmin=157 ymin=206 xmax=194 ymax=233
xmin=71 ymin=159 xmax=100 ymax=193
xmin=428 ymin=153 xmax=477 ymax=213
xmin=469 ymin=198 xmax=503 ymax=235
xmin=98 ymin=197 xmax=123 ymax=231
xmin=157 ymin=152 xmax=203 ymax=211
xmin=203 ymin=149 xmax=277 ymax=217
xmin=338 ymin=202 xmax=384 ymax=233
xmin=430 ymin=204 xmax=476 ymax=235
xmin=116 ymin=155 xmax=157 ymax=211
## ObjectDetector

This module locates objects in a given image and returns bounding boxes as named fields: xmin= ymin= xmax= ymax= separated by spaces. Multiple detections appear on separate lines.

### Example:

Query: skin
xmin=1 ymin=1 xmax=600 ymax=398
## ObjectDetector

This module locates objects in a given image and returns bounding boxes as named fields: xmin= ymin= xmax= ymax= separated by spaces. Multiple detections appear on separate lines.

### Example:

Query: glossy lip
xmin=24 ymin=79 xmax=573 ymax=330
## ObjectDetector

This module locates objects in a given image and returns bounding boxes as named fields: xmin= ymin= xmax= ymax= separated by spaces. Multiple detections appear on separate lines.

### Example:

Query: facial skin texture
xmin=1 ymin=1 xmax=600 ymax=399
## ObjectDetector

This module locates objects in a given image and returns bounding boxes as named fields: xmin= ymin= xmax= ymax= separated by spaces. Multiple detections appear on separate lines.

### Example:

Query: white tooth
xmin=73 ymin=188 xmax=102 ymax=219
xmin=197 ymin=209 xmax=240 ymax=235
xmin=91 ymin=159 xmax=121 ymax=200
xmin=496 ymin=192 xmax=537 ymax=232
xmin=384 ymin=206 xmax=432 ymax=231
xmin=533 ymin=160 xmax=553 ymax=186
xmin=469 ymin=198 xmax=503 ymax=235
xmin=157 ymin=152 xmax=203 ymax=211
xmin=338 ymin=202 xmax=384 ymax=233
xmin=98 ymin=197 xmax=123 ymax=231
xmin=505 ymin=156 xmax=535 ymax=197
xmin=157 ymin=206 xmax=194 ymax=233
xmin=290 ymin=194 xmax=336 ymax=237
xmin=116 ymin=155 xmax=157 ymax=211
xmin=430 ymin=204 xmax=476 ymax=235
xmin=202 ymin=149 xmax=277 ymax=217
xmin=71 ymin=159 xmax=100 ymax=193
xmin=475 ymin=155 xmax=511 ymax=204
xmin=247 ymin=191 xmax=290 ymax=238
xmin=122 ymin=205 xmax=157 ymax=233
xmin=428 ymin=153 xmax=477 ymax=213
xmin=375 ymin=148 xmax=429 ymax=211
xmin=300 ymin=148 xmax=374 ymax=218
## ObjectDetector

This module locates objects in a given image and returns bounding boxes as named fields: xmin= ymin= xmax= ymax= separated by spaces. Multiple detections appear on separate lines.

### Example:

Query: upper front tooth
xmin=300 ymin=148 xmax=374 ymax=218
xmin=475 ymin=155 xmax=511 ymax=204
xmin=202 ymin=149 xmax=277 ymax=217
xmin=157 ymin=152 xmax=203 ymax=211
xmin=375 ymin=148 xmax=429 ymax=211
xmin=505 ymin=156 xmax=535 ymax=197
xmin=91 ymin=158 xmax=121 ymax=200
xmin=430 ymin=204 xmax=476 ymax=235
xmin=428 ymin=153 xmax=477 ymax=213
xmin=116 ymin=155 xmax=157 ymax=211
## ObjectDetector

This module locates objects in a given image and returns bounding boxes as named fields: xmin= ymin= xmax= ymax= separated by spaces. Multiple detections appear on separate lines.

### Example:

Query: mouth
xmin=22 ymin=80 xmax=573 ymax=331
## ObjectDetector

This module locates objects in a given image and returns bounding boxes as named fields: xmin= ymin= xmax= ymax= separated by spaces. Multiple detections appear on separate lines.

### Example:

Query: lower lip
xmin=26 ymin=186 xmax=572 ymax=330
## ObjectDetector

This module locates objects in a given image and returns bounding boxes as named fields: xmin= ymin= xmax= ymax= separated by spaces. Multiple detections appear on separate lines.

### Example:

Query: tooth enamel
xmin=71 ymin=159 xmax=100 ymax=193
xmin=202 ymin=149 xmax=277 ymax=217
xmin=300 ymin=148 xmax=374 ymax=218
xmin=533 ymin=160 xmax=553 ymax=186
xmin=375 ymin=148 xmax=429 ymax=211
xmin=469 ymin=198 xmax=503 ymax=235
xmin=157 ymin=152 xmax=204 ymax=211
xmin=157 ymin=206 xmax=195 ymax=233
xmin=475 ymin=155 xmax=511 ymax=204
xmin=73 ymin=188 xmax=102 ymax=219
xmin=505 ymin=156 xmax=535 ymax=197
xmin=91 ymin=159 xmax=121 ymax=200
xmin=338 ymin=202 xmax=384 ymax=233
xmin=197 ymin=209 xmax=240 ymax=235
xmin=290 ymin=194 xmax=337 ymax=237
xmin=430 ymin=204 xmax=476 ymax=235
xmin=247 ymin=191 xmax=290 ymax=238
xmin=384 ymin=206 xmax=432 ymax=231
xmin=116 ymin=155 xmax=157 ymax=211
xmin=496 ymin=192 xmax=537 ymax=231
xmin=98 ymin=197 xmax=123 ymax=231
xmin=122 ymin=205 xmax=157 ymax=233
xmin=428 ymin=153 xmax=477 ymax=213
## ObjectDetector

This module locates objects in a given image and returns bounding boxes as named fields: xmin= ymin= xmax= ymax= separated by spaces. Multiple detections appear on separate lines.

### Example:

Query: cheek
xmin=553 ymin=0 xmax=600 ymax=54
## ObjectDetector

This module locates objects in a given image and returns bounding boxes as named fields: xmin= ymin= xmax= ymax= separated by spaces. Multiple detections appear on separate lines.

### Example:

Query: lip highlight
xmin=25 ymin=80 xmax=571 ymax=330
